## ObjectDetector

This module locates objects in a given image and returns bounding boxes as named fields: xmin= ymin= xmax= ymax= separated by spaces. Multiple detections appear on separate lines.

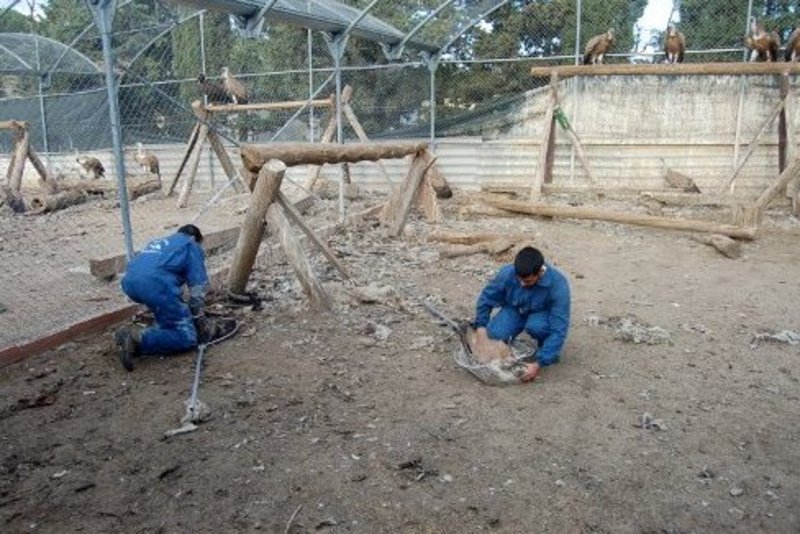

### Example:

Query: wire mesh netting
xmin=0 ymin=0 xmax=796 ymax=351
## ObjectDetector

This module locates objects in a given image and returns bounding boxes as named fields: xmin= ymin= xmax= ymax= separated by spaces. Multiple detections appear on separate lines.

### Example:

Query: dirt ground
xmin=2 ymin=191 xmax=800 ymax=533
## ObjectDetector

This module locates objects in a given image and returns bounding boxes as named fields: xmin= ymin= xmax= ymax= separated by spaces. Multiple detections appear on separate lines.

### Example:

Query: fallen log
xmin=439 ymin=239 xmax=516 ymax=259
xmin=427 ymin=229 xmax=534 ymax=245
xmin=55 ymin=177 xmax=161 ymax=200
xmin=482 ymin=195 xmax=758 ymax=240
xmin=691 ymin=234 xmax=742 ymax=259
xmin=29 ymin=190 xmax=88 ymax=213
xmin=380 ymin=152 xmax=435 ymax=236
xmin=240 ymin=141 xmax=427 ymax=173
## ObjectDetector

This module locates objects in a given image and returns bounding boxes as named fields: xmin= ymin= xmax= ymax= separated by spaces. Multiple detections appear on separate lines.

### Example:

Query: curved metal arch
xmin=339 ymin=0 xmax=383 ymax=41
xmin=0 ymin=33 xmax=103 ymax=74
xmin=434 ymin=0 xmax=512 ymax=59
xmin=0 ymin=41 xmax=33 ymax=72
xmin=388 ymin=0 xmax=455 ymax=59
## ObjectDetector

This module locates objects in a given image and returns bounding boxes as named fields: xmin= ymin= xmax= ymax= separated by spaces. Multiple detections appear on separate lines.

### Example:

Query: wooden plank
xmin=206 ymin=129 xmax=246 ymax=193
xmin=241 ymin=141 xmax=428 ymax=172
xmin=482 ymin=195 xmax=758 ymax=240
xmin=380 ymin=151 xmax=434 ymax=236
xmin=205 ymin=99 xmax=332 ymax=113
xmin=166 ymin=121 xmax=201 ymax=197
xmin=532 ymin=73 xmax=558 ymax=201
xmin=7 ymin=126 xmax=28 ymax=192
xmin=177 ymin=124 xmax=209 ymax=208
xmin=89 ymin=225 xmax=241 ymax=280
xmin=530 ymin=62 xmax=800 ymax=78
xmin=343 ymin=102 xmax=394 ymax=189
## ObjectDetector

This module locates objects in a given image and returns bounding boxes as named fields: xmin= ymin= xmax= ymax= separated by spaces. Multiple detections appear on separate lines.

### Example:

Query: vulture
xmin=785 ymin=27 xmax=800 ymax=61
xmin=583 ymin=29 xmax=614 ymax=65
xmin=135 ymin=142 xmax=160 ymax=181
xmin=745 ymin=18 xmax=780 ymax=62
xmin=221 ymin=67 xmax=249 ymax=105
xmin=76 ymin=155 xmax=105 ymax=180
xmin=197 ymin=74 xmax=230 ymax=104
xmin=664 ymin=24 xmax=686 ymax=64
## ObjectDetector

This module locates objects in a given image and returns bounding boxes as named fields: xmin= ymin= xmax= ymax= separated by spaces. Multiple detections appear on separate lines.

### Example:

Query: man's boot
xmin=114 ymin=328 xmax=140 ymax=371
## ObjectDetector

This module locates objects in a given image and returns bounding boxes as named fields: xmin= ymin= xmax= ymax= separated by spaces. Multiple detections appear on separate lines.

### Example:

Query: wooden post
xmin=723 ymin=96 xmax=786 ymax=194
xmin=416 ymin=173 xmax=442 ymax=223
xmin=380 ymin=151 xmax=435 ymax=236
xmin=748 ymin=156 xmax=800 ymax=222
xmin=177 ymin=124 xmax=209 ymax=208
xmin=227 ymin=159 xmax=286 ymax=294
xmin=532 ymin=72 xmax=558 ymax=201
xmin=206 ymin=129 xmax=246 ymax=193
xmin=562 ymin=123 xmax=596 ymax=186
xmin=275 ymin=191 xmax=350 ymax=280
xmin=27 ymin=147 xmax=57 ymax=195
xmin=7 ymin=123 xmax=29 ymax=193
xmin=305 ymin=90 xmax=346 ymax=190
xmin=419 ymin=149 xmax=452 ymax=198
xmin=29 ymin=190 xmax=87 ymax=213
xmin=167 ymin=121 xmax=201 ymax=197
xmin=343 ymin=100 xmax=394 ymax=190
xmin=266 ymin=202 xmax=331 ymax=311
xmin=783 ymin=75 xmax=800 ymax=202
xmin=779 ymin=75 xmax=789 ymax=173
xmin=240 ymin=141 xmax=428 ymax=172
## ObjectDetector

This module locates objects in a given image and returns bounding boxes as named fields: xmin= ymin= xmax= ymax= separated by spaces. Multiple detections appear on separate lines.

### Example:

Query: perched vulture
xmin=664 ymin=24 xmax=686 ymax=64
xmin=135 ymin=142 xmax=160 ymax=181
xmin=76 ymin=155 xmax=104 ymax=180
xmin=221 ymin=67 xmax=249 ymax=105
xmin=583 ymin=29 xmax=614 ymax=65
xmin=197 ymin=74 xmax=230 ymax=104
xmin=785 ymin=27 xmax=800 ymax=61
xmin=745 ymin=18 xmax=780 ymax=62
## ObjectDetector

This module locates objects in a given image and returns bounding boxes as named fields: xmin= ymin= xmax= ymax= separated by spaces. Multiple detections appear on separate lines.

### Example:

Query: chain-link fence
xmin=0 ymin=0 xmax=792 ymax=351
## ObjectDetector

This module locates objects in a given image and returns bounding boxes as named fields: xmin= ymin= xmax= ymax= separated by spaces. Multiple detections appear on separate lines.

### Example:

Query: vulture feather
xmin=785 ymin=27 xmax=800 ymax=62
xmin=583 ymin=29 xmax=614 ymax=65
xmin=76 ymin=155 xmax=104 ymax=180
xmin=746 ymin=18 xmax=780 ymax=62
xmin=197 ymin=74 xmax=230 ymax=104
xmin=221 ymin=67 xmax=249 ymax=105
xmin=664 ymin=25 xmax=686 ymax=64
xmin=135 ymin=142 xmax=160 ymax=181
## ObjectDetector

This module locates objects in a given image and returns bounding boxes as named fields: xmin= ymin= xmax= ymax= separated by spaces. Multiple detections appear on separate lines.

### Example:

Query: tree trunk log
xmin=7 ymin=127 xmax=29 ymax=193
xmin=691 ymin=234 xmax=742 ymax=259
xmin=532 ymin=73 xmax=558 ymax=201
xmin=227 ymin=160 xmax=286 ymax=294
xmin=482 ymin=195 xmax=758 ymax=240
xmin=29 ymin=190 xmax=87 ymax=213
xmin=439 ymin=239 xmax=516 ymax=259
xmin=167 ymin=121 xmax=201 ymax=197
xmin=266 ymin=203 xmax=331 ymax=311
xmin=206 ymin=129 xmax=246 ymax=193
xmin=420 ymin=149 xmax=452 ymax=198
xmin=416 ymin=174 xmax=442 ymax=223
xmin=380 ymin=151 xmax=433 ymax=236
xmin=177 ymin=124 xmax=209 ymax=208
xmin=241 ymin=141 xmax=428 ymax=173
xmin=54 ymin=177 xmax=161 ymax=200
xmin=427 ymin=230 xmax=533 ymax=245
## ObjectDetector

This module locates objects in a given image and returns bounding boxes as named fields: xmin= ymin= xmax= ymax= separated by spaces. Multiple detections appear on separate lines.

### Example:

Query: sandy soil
xmin=2 ymin=192 xmax=800 ymax=533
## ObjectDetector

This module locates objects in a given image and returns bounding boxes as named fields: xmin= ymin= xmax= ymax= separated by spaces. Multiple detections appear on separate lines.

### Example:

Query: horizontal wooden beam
xmin=205 ymin=98 xmax=332 ymax=114
xmin=240 ymin=142 xmax=427 ymax=173
xmin=0 ymin=120 xmax=27 ymax=131
xmin=530 ymin=62 xmax=800 ymax=78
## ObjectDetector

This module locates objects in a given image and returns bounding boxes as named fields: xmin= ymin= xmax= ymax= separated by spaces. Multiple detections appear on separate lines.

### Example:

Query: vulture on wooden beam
xmin=745 ymin=17 xmax=780 ymax=62
xmin=664 ymin=24 xmax=686 ymax=64
xmin=582 ymin=29 xmax=614 ymax=65
xmin=135 ymin=142 xmax=160 ymax=182
xmin=76 ymin=155 xmax=105 ymax=180
xmin=221 ymin=67 xmax=249 ymax=105
xmin=785 ymin=27 xmax=800 ymax=61
xmin=197 ymin=74 xmax=230 ymax=104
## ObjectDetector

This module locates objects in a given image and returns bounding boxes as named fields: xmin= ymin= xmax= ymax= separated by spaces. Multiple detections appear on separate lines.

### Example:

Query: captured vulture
xmin=664 ymin=24 xmax=686 ymax=64
xmin=221 ymin=67 xmax=249 ymax=105
xmin=785 ymin=27 xmax=800 ymax=61
xmin=76 ymin=155 xmax=105 ymax=180
xmin=135 ymin=142 xmax=160 ymax=182
xmin=583 ymin=29 xmax=614 ymax=65
xmin=197 ymin=74 xmax=230 ymax=104
xmin=745 ymin=18 xmax=780 ymax=62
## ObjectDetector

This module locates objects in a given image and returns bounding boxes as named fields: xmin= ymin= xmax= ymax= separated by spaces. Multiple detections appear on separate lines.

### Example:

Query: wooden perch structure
xmin=732 ymin=156 xmax=800 ymax=227
xmin=29 ymin=190 xmax=87 ymax=213
xmin=2 ymin=120 xmax=55 ymax=212
xmin=205 ymin=98 xmax=333 ymax=114
xmin=530 ymin=62 xmax=800 ymax=79
xmin=240 ymin=141 xmax=428 ymax=173
xmin=379 ymin=149 xmax=443 ymax=236
xmin=482 ymin=195 xmax=758 ymax=240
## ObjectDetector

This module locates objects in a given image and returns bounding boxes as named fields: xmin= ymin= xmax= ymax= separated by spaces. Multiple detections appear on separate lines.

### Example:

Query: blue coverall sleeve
xmin=536 ymin=279 xmax=571 ymax=366
xmin=185 ymin=243 xmax=209 ymax=314
xmin=475 ymin=267 xmax=509 ymax=327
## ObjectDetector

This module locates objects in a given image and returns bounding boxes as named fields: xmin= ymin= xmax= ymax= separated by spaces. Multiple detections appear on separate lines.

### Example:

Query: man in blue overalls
xmin=114 ymin=224 xmax=211 ymax=371
xmin=473 ymin=246 xmax=571 ymax=382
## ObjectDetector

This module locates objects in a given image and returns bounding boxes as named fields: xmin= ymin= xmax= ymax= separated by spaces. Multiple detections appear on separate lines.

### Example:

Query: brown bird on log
xmin=664 ymin=24 xmax=686 ymax=63
xmin=197 ymin=73 xmax=230 ymax=104
xmin=76 ymin=155 xmax=105 ymax=180
xmin=745 ymin=17 xmax=780 ymax=62
xmin=135 ymin=142 xmax=160 ymax=182
xmin=785 ymin=27 xmax=800 ymax=61
xmin=583 ymin=29 xmax=614 ymax=65
xmin=221 ymin=67 xmax=249 ymax=105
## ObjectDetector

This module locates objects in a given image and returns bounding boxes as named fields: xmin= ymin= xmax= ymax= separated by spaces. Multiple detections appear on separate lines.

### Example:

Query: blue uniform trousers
xmin=487 ymin=306 xmax=553 ymax=358
xmin=121 ymin=274 xmax=198 ymax=355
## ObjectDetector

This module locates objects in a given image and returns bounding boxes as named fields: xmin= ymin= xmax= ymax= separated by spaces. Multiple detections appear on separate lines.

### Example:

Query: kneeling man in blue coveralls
xmin=114 ymin=224 xmax=223 ymax=371
xmin=473 ymin=246 xmax=571 ymax=382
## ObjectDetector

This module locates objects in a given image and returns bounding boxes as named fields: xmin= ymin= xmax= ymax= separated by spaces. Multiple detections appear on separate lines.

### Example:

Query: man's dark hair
xmin=514 ymin=246 xmax=544 ymax=277
xmin=178 ymin=224 xmax=203 ymax=244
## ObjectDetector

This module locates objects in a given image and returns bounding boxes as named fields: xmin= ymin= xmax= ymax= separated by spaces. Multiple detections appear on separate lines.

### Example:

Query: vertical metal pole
xmin=89 ymin=0 xmax=134 ymax=259
xmin=734 ymin=0 xmax=755 ymax=168
xmin=427 ymin=56 xmax=438 ymax=152
xmin=308 ymin=28 xmax=315 ymax=142
xmin=199 ymin=11 xmax=214 ymax=188
xmin=574 ymin=0 xmax=582 ymax=65
xmin=326 ymin=33 xmax=347 ymax=221
xmin=35 ymin=40 xmax=50 ymax=162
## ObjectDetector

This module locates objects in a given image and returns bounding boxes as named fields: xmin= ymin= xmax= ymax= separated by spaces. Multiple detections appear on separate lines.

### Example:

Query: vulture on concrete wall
xmin=664 ymin=25 xmax=686 ymax=64
xmin=135 ymin=142 xmax=160 ymax=182
xmin=583 ymin=29 xmax=614 ymax=65
xmin=221 ymin=67 xmax=249 ymax=105
xmin=745 ymin=17 xmax=780 ymax=62
xmin=76 ymin=155 xmax=104 ymax=180
xmin=197 ymin=74 xmax=230 ymax=104
xmin=785 ymin=27 xmax=800 ymax=61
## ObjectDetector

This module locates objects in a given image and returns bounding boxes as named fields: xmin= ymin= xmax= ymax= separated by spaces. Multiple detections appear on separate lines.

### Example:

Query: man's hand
xmin=520 ymin=361 xmax=541 ymax=382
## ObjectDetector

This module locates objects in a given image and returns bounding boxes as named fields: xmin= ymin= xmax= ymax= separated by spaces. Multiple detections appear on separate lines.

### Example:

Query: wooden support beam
xmin=177 ymin=124 xmax=209 ymax=208
xmin=532 ymin=73 xmax=558 ymax=201
xmin=305 ymin=111 xmax=338 ymax=190
xmin=89 ymin=225 xmax=241 ymax=280
xmin=342 ymin=101 xmax=394 ymax=189
xmin=561 ymin=121 xmax=596 ymax=186
xmin=205 ymin=99 xmax=332 ymax=114
xmin=753 ymin=156 xmax=800 ymax=214
xmin=530 ymin=62 xmax=800 ymax=78
xmin=723 ymin=96 xmax=786 ymax=194
xmin=227 ymin=160 xmax=286 ymax=294
xmin=779 ymin=75 xmax=790 ymax=173
xmin=428 ymin=229 xmax=534 ymax=245
xmin=420 ymin=149 xmax=452 ymax=198
xmin=7 ymin=124 xmax=29 ymax=193
xmin=206 ymin=129 xmax=246 ymax=193
xmin=0 ymin=120 xmax=28 ymax=131
xmin=417 ymin=173 xmax=442 ymax=223
xmin=266 ymin=202 xmax=331 ymax=311
xmin=482 ymin=195 xmax=758 ymax=240
xmin=167 ymin=122 xmax=201 ymax=197
xmin=27 ymin=147 xmax=57 ymax=195
xmin=380 ymin=151 xmax=435 ymax=236
xmin=241 ymin=141 xmax=428 ymax=173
